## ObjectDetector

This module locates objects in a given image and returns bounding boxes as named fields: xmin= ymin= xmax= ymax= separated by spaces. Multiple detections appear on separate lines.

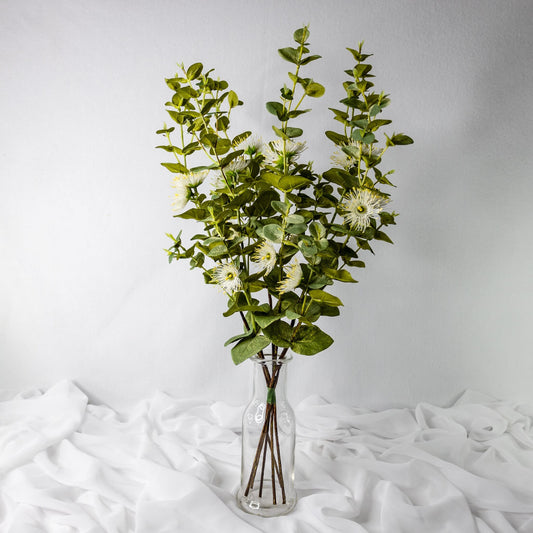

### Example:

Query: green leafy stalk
xmin=158 ymin=27 xmax=412 ymax=365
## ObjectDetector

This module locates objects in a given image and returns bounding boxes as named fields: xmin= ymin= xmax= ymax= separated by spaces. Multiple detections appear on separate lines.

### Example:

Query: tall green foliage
xmin=157 ymin=27 xmax=412 ymax=364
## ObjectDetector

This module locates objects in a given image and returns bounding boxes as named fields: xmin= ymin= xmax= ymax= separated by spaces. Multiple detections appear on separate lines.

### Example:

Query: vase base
xmin=236 ymin=488 xmax=296 ymax=517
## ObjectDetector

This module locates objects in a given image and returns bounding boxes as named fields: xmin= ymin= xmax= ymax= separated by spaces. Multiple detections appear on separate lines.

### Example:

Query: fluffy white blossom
xmin=331 ymin=141 xmax=382 ymax=170
xmin=211 ymin=157 xmax=248 ymax=190
xmin=252 ymin=241 xmax=277 ymax=275
xmin=278 ymin=259 xmax=302 ymax=294
xmin=341 ymin=188 xmax=389 ymax=231
xmin=170 ymin=170 xmax=208 ymax=212
xmin=213 ymin=262 xmax=242 ymax=294
xmin=264 ymin=139 xmax=306 ymax=169
xmin=236 ymin=135 xmax=263 ymax=156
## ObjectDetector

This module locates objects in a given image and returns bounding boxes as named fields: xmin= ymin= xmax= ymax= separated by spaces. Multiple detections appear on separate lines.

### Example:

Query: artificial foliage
xmin=160 ymin=34 xmax=411 ymax=368
xmin=158 ymin=27 xmax=412 ymax=364
xmin=157 ymin=25 xmax=412 ymax=511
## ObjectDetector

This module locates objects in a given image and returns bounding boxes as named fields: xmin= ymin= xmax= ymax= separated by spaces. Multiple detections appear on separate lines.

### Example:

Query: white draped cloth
xmin=1 ymin=381 xmax=533 ymax=532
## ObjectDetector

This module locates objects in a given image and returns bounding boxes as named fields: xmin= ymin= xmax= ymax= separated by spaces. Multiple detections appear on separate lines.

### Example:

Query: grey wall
xmin=1 ymin=0 xmax=532 ymax=409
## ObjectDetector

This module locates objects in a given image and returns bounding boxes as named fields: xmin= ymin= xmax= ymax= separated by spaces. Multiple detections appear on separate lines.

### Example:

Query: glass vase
xmin=237 ymin=353 xmax=296 ymax=516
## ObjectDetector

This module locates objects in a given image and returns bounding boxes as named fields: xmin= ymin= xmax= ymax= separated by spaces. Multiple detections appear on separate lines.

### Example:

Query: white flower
xmin=330 ymin=150 xmax=352 ymax=169
xmin=252 ymin=241 xmax=277 ymax=275
xmin=341 ymin=188 xmax=389 ymax=231
xmin=264 ymin=139 xmax=306 ymax=168
xmin=170 ymin=178 xmax=189 ymax=212
xmin=211 ymin=157 xmax=248 ymax=190
xmin=236 ymin=135 xmax=263 ymax=156
xmin=170 ymin=170 xmax=208 ymax=212
xmin=331 ymin=141 xmax=381 ymax=170
xmin=213 ymin=262 xmax=242 ymax=294
xmin=278 ymin=259 xmax=302 ymax=294
xmin=226 ymin=157 xmax=248 ymax=174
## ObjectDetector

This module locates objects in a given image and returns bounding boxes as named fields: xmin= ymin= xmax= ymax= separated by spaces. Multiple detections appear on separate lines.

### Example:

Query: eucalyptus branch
xmin=160 ymin=26 xmax=411 ymax=376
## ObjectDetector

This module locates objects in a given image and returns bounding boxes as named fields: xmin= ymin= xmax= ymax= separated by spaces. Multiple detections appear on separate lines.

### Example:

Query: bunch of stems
xmin=243 ymin=349 xmax=289 ymax=504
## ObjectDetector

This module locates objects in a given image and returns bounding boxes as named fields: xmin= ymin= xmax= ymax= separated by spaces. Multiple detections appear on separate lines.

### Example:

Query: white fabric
xmin=1 ymin=382 xmax=533 ymax=532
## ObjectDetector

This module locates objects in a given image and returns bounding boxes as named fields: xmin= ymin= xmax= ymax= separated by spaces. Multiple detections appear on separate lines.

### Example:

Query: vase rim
xmin=250 ymin=353 xmax=293 ymax=364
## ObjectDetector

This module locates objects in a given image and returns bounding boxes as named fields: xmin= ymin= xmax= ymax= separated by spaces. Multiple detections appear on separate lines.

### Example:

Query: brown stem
xmin=270 ymin=414 xmax=277 ymax=504
xmin=244 ymin=403 xmax=273 ymax=496
xmin=243 ymin=351 xmax=291 ymax=504
xmin=258 ymin=411 xmax=270 ymax=498
xmin=273 ymin=403 xmax=287 ymax=503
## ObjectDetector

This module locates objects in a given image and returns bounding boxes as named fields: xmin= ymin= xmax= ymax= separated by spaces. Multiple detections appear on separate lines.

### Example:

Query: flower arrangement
xmin=157 ymin=26 xmax=412 ymax=513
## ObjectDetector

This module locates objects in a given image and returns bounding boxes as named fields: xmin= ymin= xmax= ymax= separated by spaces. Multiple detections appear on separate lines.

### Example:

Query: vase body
xmin=237 ymin=354 xmax=296 ymax=516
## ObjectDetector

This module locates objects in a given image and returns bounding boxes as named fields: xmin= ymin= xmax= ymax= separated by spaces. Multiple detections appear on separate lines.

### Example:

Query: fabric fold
xmin=1 ymin=382 xmax=532 ymax=532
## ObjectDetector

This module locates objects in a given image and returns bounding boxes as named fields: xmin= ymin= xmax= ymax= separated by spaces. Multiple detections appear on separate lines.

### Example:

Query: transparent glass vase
xmin=237 ymin=353 xmax=296 ymax=516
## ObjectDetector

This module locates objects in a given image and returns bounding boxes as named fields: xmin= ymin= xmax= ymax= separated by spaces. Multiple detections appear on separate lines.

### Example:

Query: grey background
xmin=1 ymin=0 xmax=532 ymax=409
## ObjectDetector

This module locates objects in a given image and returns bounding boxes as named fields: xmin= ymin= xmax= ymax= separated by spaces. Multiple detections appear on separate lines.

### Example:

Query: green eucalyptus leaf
xmin=254 ymin=313 xmax=284 ymax=329
xmin=174 ymin=86 xmax=198 ymax=99
xmin=224 ymin=296 xmax=270 ymax=318
xmin=263 ymin=223 xmax=284 ymax=243
xmin=323 ymin=268 xmax=357 ymax=283
xmin=176 ymin=208 xmax=208 ymax=220
xmin=369 ymin=104 xmax=382 ymax=117
xmin=323 ymin=169 xmax=358 ymax=189
xmin=224 ymin=327 xmax=253 ymax=347
xmin=278 ymin=47 xmax=300 ymax=64
xmin=303 ymin=302 xmax=322 ymax=323
xmin=325 ymin=131 xmax=349 ymax=146
xmin=389 ymin=133 xmax=414 ymax=145
xmin=379 ymin=212 xmax=397 ymax=226
xmin=231 ymin=335 xmax=270 ymax=365
xmin=278 ymin=175 xmax=312 ymax=191
xmin=216 ymin=116 xmax=230 ymax=131
xmin=207 ymin=244 xmax=228 ymax=258
xmin=351 ymin=130 xmax=376 ymax=144
xmin=285 ymin=127 xmax=303 ymax=138
xmin=291 ymin=324 xmax=333 ymax=355
xmin=293 ymin=27 xmax=310 ymax=43
xmin=216 ymin=138 xmax=233 ymax=155
xmin=330 ymin=224 xmax=349 ymax=235
xmin=186 ymin=62 xmax=203 ymax=80
xmin=272 ymin=125 xmax=289 ymax=140
xmin=271 ymin=200 xmax=289 ymax=215
xmin=309 ymin=221 xmax=326 ymax=239
xmin=320 ymin=304 xmax=341 ymax=317
xmin=262 ymin=320 xmax=293 ymax=348
xmin=161 ymin=162 xmax=188 ymax=173
xmin=375 ymin=230 xmax=394 ymax=244
xmin=308 ymin=274 xmax=330 ymax=289
xmin=156 ymin=127 xmax=175 ymax=134
xmin=305 ymin=82 xmax=325 ymax=98
xmin=266 ymin=101 xmax=286 ymax=120
xmin=300 ymin=54 xmax=321 ymax=65
xmin=286 ymin=223 xmax=307 ymax=235
xmin=299 ymin=238 xmax=317 ymax=257
xmin=262 ymin=172 xmax=281 ymax=188
xmin=354 ymin=63 xmax=372 ymax=78
xmin=248 ymin=189 xmax=280 ymax=217
xmin=288 ymin=109 xmax=311 ymax=118
xmin=286 ymin=214 xmax=305 ymax=224
xmin=369 ymin=119 xmax=392 ymax=130
xmin=228 ymin=90 xmax=239 ymax=108
xmin=156 ymin=145 xmax=179 ymax=153
xmin=232 ymin=131 xmax=252 ymax=147
xmin=284 ymin=308 xmax=302 ymax=320
xmin=309 ymin=289 xmax=343 ymax=307
xmin=219 ymin=150 xmax=245 ymax=168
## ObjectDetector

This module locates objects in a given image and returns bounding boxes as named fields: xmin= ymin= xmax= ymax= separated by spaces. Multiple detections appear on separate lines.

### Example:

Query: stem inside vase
xmin=237 ymin=353 xmax=296 ymax=516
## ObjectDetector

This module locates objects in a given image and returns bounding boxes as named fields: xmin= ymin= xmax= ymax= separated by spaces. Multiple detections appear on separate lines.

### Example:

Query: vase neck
xmin=251 ymin=354 xmax=291 ymax=399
